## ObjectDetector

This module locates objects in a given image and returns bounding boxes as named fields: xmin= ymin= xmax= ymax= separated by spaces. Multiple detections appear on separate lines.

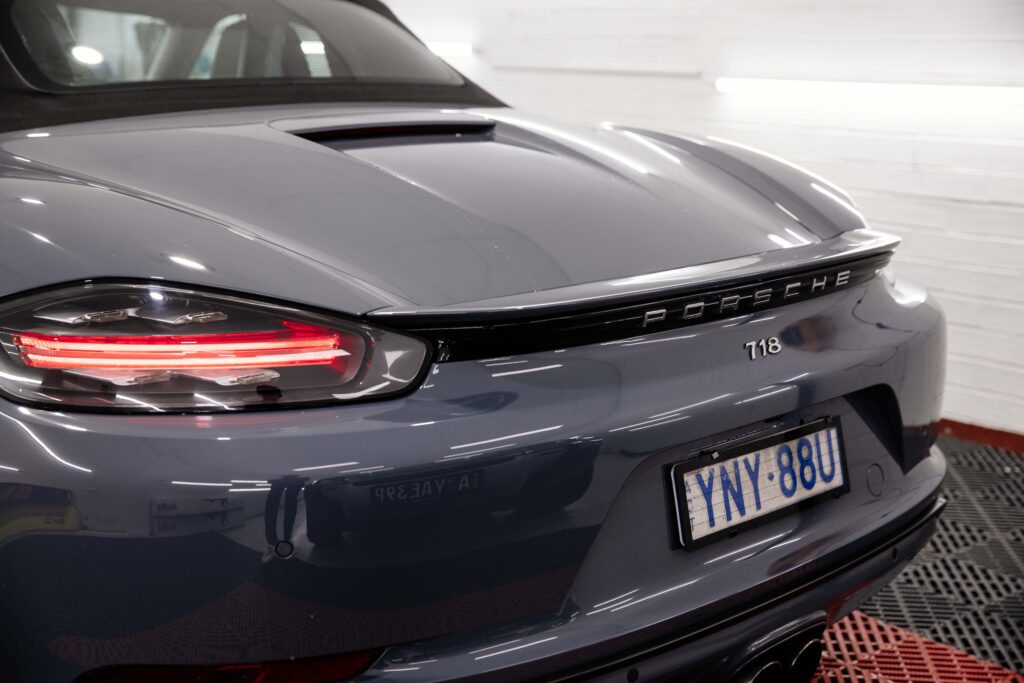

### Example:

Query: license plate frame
xmin=669 ymin=417 xmax=850 ymax=549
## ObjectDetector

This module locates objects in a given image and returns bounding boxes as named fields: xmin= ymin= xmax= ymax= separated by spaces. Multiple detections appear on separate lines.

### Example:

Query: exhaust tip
xmin=790 ymin=638 xmax=825 ymax=681
xmin=746 ymin=660 xmax=785 ymax=683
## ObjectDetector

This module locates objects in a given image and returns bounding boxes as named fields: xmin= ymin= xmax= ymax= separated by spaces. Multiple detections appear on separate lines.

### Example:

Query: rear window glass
xmin=5 ymin=0 xmax=462 ymax=89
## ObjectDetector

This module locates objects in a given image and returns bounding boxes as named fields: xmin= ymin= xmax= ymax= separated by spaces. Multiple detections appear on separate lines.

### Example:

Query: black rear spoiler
xmin=369 ymin=230 xmax=899 ymax=361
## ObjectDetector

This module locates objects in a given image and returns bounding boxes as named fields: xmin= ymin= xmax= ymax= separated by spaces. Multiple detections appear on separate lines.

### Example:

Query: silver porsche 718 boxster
xmin=0 ymin=1 xmax=946 ymax=682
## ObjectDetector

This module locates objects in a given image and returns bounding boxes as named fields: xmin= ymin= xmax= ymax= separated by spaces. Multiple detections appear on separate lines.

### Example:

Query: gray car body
xmin=0 ymin=103 xmax=946 ymax=682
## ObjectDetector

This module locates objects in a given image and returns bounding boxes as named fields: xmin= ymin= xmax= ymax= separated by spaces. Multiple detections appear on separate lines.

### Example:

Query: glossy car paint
xmin=0 ymin=106 xmax=833 ymax=310
xmin=0 ymin=105 xmax=945 ymax=682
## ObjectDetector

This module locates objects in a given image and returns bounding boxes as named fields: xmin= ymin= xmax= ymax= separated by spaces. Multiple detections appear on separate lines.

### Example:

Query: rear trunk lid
xmin=1 ymin=106 xmax=823 ymax=311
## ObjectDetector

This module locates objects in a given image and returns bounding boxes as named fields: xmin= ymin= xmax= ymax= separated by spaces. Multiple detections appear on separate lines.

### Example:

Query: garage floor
xmin=814 ymin=436 xmax=1024 ymax=681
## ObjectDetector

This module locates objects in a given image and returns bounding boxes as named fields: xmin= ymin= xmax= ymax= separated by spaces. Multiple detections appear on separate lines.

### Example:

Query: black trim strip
xmin=299 ymin=121 xmax=496 ymax=143
xmin=387 ymin=252 xmax=891 ymax=362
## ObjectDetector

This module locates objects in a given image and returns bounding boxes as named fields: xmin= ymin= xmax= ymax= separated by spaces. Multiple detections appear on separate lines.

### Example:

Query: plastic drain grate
xmin=820 ymin=608 xmax=908 ymax=665
xmin=860 ymin=436 xmax=1024 ymax=673
xmin=857 ymin=634 xmax=1021 ymax=683
xmin=946 ymin=469 xmax=1009 ymax=498
xmin=898 ymin=556 xmax=1024 ymax=608
xmin=948 ymin=446 xmax=1024 ymax=477
xmin=927 ymin=517 xmax=992 ymax=556
xmin=862 ymin=583 xmax=960 ymax=634
xmin=978 ymin=480 xmax=1024 ymax=508
xmin=944 ymin=500 xmax=1024 ymax=533
xmin=962 ymin=538 xmax=1024 ymax=577
xmin=987 ymin=596 xmax=1024 ymax=624
xmin=927 ymin=613 xmax=1024 ymax=674
xmin=815 ymin=611 xmax=1024 ymax=682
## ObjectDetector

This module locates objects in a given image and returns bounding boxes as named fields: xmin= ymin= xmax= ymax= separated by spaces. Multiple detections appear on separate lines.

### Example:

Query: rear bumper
xmin=359 ymin=449 xmax=945 ymax=682
xmin=551 ymin=492 xmax=945 ymax=683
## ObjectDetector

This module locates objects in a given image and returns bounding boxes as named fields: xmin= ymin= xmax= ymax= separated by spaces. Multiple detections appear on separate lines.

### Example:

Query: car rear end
xmin=0 ymin=1 xmax=946 ymax=677
xmin=0 ymin=231 xmax=945 ymax=682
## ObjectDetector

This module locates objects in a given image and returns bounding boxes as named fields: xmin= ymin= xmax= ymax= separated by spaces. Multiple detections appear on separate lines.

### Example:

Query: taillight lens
xmin=0 ymin=283 xmax=430 ymax=412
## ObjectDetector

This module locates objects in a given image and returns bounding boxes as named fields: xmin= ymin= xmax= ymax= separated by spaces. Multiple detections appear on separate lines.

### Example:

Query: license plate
xmin=671 ymin=419 xmax=848 ymax=548
xmin=370 ymin=470 xmax=484 ymax=506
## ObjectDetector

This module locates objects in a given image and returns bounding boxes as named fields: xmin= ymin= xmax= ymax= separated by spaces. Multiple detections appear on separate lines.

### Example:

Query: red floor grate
xmin=815 ymin=610 xmax=1024 ymax=683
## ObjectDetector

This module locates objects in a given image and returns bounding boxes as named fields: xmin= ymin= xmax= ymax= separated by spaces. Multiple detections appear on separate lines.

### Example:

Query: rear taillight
xmin=0 ymin=283 xmax=430 ymax=412
xmin=14 ymin=323 xmax=353 ymax=371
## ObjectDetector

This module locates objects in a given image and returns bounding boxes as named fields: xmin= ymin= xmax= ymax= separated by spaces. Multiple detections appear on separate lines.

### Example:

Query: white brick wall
xmin=389 ymin=0 xmax=1024 ymax=434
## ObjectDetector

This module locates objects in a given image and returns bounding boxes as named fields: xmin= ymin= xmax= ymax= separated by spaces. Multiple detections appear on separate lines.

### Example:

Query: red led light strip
xmin=14 ymin=322 xmax=349 ymax=370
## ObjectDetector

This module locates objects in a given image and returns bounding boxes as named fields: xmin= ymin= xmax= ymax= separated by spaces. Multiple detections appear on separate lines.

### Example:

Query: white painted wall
xmin=389 ymin=0 xmax=1024 ymax=434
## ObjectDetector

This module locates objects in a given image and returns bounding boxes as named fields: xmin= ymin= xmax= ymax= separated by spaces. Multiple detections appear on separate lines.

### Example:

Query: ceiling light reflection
xmin=491 ymin=364 xmax=562 ymax=378
xmin=193 ymin=393 xmax=233 ymax=410
xmin=707 ymin=135 xmax=848 ymax=199
xmin=336 ymin=465 xmax=391 ymax=475
xmin=0 ymin=412 xmax=92 ymax=473
xmin=473 ymin=636 xmax=558 ymax=661
xmin=703 ymin=533 xmax=786 ymax=565
xmin=773 ymin=202 xmax=800 ymax=223
xmin=441 ymin=443 xmax=513 ymax=460
xmin=293 ymin=461 xmax=359 ymax=472
xmin=483 ymin=113 xmax=650 ymax=175
xmin=627 ymin=414 xmax=690 ymax=432
xmin=715 ymin=77 xmax=1024 ymax=107
xmin=621 ymin=130 xmax=682 ymax=164
xmin=300 ymin=40 xmax=325 ymax=55
xmin=0 ymin=370 xmax=42 ymax=385
xmin=116 ymin=394 xmax=165 ymax=412
xmin=469 ymin=639 xmax=523 ymax=656
xmin=735 ymin=386 xmax=794 ymax=404
xmin=592 ymin=589 xmax=639 ymax=609
xmin=333 ymin=381 xmax=391 ymax=399
xmin=71 ymin=45 xmax=104 ymax=65
xmin=169 ymin=255 xmax=207 ymax=271
xmin=783 ymin=227 xmax=809 ymax=242
xmin=810 ymin=182 xmax=865 ymax=221
xmin=608 ymin=579 xmax=700 ymax=612
xmin=451 ymin=425 xmax=562 ymax=450
xmin=585 ymin=597 xmax=635 ymax=615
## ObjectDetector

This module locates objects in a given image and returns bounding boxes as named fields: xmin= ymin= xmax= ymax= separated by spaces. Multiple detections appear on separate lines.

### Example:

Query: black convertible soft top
xmin=0 ymin=0 xmax=503 ymax=133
